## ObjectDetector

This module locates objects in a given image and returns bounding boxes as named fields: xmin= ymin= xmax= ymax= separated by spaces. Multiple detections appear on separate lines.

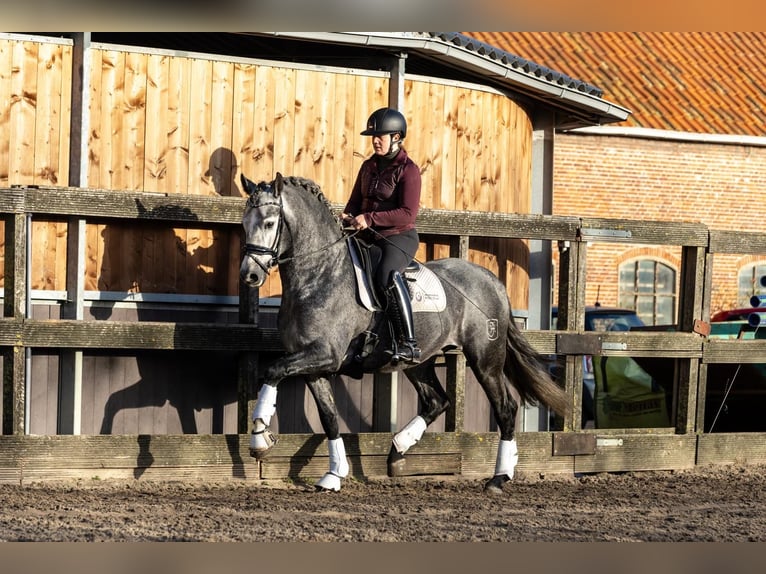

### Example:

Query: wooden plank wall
xmin=2 ymin=37 xmax=534 ymax=308
xmin=0 ymin=37 xmax=73 ymax=291
xmin=405 ymin=79 xmax=533 ymax=311
xmin=83 ymin=49 xmax=393 ymax=300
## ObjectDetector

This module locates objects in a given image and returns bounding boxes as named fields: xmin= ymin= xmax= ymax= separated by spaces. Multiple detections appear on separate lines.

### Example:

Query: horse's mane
xmin=278 ymin=175 xmax=339 ymax=222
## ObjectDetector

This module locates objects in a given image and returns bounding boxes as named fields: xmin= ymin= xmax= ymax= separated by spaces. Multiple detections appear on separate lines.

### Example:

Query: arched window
xmin=738 ymin=262 xmax=766 ymax=307
xmin=618 ymin=259 xmax=676 ymax=325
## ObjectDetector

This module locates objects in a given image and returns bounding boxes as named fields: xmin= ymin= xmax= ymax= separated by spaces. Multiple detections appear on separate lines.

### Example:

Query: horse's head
xmin=240 ymin=172 xmax=285 ymax=287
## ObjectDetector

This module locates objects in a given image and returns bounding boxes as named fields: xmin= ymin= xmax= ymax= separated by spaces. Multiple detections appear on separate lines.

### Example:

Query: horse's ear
xmin=274 ymin=172 xmax=284 ymax=197
xmin=240 ymin=173 xmax=255 ymax=195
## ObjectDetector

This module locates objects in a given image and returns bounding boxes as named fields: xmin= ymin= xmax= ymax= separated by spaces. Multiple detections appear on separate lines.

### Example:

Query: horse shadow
xmin=90 ymin=148 xmax=257 ymax=477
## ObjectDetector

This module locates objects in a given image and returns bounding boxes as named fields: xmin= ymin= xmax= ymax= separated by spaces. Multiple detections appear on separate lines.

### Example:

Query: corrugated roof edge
xmin=429 ymin=32 xmax=604 ymax=97
xmin=243 ymin=31 xmax=630 ymax=125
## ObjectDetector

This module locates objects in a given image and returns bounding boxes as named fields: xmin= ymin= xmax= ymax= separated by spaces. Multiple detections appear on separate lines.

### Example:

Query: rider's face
xmin=372 ymin=133 xmax=398 ymax=155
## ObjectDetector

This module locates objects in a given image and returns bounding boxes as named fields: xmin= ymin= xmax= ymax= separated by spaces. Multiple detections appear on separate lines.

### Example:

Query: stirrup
xmin=387 ymin=341 xmax=421 ymax=365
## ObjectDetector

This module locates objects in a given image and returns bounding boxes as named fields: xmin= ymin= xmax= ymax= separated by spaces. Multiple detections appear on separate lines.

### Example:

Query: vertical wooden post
xmin=557 ymin=238 xmax=587 ymax=432
xmin=3 ymin=211 xmax=27 ymax=435
xmin=676 ymin=244 xmax=708 ymax=434
xmin=525 ymin=110 xmax=555 ymax=431
xmin=67 ymin=33 xmax=91 ymax=189
xmin=444 ymin=235 xmax=469 ymax=433
xmin=238 ymin=282 xmax=260 ymax=434
xmin=388 ymin=52 xmax=406 ymax=110
xmin=372 ymin=372 xmax=398 ymax=433
xmin=695 ymin=250 xmax=716 ymax=433
xmin=59 ymin=217 xmax=86 ymax=434
xmin=58 ymin=33 xmax=91 ymax=435
xmin=371 ymin=52 xmax=408 ymax=434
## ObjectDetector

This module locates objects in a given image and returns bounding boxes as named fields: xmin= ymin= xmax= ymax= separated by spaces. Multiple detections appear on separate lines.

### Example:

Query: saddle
xmin=347 ymin=236 xmax=446 ymax=313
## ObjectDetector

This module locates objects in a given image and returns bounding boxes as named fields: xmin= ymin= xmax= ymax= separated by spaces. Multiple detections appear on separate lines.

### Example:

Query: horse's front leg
xmin=249 ymin=381 xmax=280 ymax=458
xmin=306 ymin=376 xmax=349 ymax=492
xmin=248 ymin=348 xmax=342 ymax=460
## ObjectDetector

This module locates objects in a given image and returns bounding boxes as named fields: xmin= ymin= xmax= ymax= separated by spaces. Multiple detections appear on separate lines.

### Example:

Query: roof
xmin=83 ymin=32 xmax=630 ymax=129
xmin=465 ymin=32 xmax=766 ymax=137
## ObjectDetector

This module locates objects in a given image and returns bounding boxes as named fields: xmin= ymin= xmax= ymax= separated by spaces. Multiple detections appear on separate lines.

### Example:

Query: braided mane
xmin=279 ymin=175 xmax=339 ymax=222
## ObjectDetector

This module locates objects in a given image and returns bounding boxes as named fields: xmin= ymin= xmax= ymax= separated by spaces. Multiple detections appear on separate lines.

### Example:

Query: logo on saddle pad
xmin=348 ymin=239 xmax=447 ymax=313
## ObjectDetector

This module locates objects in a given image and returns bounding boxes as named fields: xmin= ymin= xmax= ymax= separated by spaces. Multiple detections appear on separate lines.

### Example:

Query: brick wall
xmin=551 ymin=132 xmax=766 ymax=317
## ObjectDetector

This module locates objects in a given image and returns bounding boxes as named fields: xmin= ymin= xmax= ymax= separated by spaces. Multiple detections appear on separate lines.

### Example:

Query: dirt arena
xmin=1 ymin=463 xmax=764 ymax=542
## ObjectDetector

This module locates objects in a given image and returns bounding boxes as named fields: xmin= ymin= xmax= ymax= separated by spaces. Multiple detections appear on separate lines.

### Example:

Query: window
xmin=618 ymin=259 xmax=676 ymax=325
xmin=738 ymin=262 xmax=766 ymax=307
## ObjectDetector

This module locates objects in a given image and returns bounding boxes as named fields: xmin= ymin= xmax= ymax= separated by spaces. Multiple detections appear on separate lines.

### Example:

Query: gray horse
xmin=239 ymin=173 xmax=568 ymax=493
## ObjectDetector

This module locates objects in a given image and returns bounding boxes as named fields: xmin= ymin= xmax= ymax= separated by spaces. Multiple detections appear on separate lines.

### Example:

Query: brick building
xmin=466 ymin=32 xmax=766 ymax=323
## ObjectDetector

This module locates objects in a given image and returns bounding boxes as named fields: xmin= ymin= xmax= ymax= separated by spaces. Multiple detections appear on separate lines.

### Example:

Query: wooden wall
xmin=2 ymin=37 xmax=533 ymax=308
xmin=0 ymin=36 xmax=73 ymax=291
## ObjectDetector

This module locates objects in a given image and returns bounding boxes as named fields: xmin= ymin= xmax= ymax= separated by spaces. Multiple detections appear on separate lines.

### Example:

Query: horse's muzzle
xmin=241 ymin=272 xmax=265 ymax=287
xmin=240 ymin=261 xmax=267 ymax=287
xmin=240 ymin=251 xmax=274 ymax=287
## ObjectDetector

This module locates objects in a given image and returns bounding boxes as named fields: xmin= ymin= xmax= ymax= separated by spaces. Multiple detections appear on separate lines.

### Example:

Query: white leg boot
xmin=249 ymin=384 xmax=279 ymax=457
xmin=392 ymin=415 xmax=427 ymax=455
xmin=494 ymin=439 xmax=519 ymax=480
xmin=315 ymin=437 xmax=350 ymax=492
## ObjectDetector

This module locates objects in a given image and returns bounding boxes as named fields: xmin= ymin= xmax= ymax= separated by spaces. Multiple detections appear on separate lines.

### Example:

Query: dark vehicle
xmin=706 ymin=307 xmax=766 ymax=432
xmin=551 ymin=305 xmax=646 ymax=332
xmin=551 ymin=306 xmax=646 ymax=427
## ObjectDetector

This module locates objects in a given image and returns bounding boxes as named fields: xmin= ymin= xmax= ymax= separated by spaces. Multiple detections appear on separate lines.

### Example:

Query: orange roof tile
xmin=465 ymin=32 xmax=766 ymax=136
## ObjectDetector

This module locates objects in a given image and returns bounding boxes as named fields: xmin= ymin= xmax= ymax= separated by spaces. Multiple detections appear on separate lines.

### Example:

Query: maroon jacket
xmin=343 ymin=148 xmax=421 ymax=237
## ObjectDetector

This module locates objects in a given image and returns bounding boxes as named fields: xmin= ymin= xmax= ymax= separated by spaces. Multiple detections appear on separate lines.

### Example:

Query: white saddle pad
xmin=348 ymin=243 xmax=446 ymax=313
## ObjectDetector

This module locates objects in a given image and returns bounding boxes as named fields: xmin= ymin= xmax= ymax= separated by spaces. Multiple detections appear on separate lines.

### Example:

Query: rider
xmin=342 ymin=107 xmax=422 ymax=364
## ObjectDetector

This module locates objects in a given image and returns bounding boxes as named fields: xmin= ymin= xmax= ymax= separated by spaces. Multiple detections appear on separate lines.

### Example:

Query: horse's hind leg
xmin=306 ymin=376 xmax=349 ymax=492
xmin=387 ymin=359 xmax=451 ymax=476
xmin=463 ymin=347 xmax=519 ymax=494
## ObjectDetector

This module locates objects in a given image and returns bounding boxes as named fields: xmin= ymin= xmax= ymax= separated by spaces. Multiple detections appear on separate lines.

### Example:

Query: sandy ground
xmin=0 ymin=463 xmax=764 ymax=542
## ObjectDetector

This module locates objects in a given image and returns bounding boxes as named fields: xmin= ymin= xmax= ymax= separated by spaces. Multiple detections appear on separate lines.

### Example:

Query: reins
xmin=275 ymin=226 xmax=357 ymax=265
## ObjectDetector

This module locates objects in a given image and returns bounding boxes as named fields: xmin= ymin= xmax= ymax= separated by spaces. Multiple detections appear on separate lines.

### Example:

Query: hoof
xmin=249 ymin=428 xmax=278 ymax=459
xmin=315 ymin=472 xmax=342 ymax=492
xmin=483 ymin=474 xmax=510 ymax=495
xmin=387 ymin=445 xmax=407 ymax=477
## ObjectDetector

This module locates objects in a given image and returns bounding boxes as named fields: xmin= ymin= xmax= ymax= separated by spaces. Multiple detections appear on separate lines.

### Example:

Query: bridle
xmin=243 ymin=184 xmax=284 ymax=275
xmin=242 ymin=184 xmax=353 ymax=277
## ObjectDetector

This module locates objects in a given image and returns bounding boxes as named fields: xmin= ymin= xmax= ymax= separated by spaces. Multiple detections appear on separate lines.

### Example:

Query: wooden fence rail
xmin=2 ymin=184 xmax=766 ymax=482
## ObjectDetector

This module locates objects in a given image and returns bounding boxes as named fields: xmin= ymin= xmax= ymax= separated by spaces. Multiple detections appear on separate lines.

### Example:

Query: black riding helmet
xmin=360 ymin=107 xmax=407 ymax=139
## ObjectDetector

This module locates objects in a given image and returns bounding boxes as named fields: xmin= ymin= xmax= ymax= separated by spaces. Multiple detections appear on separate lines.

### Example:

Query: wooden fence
xmin=2 ymin=184 xmax=766 ymax=483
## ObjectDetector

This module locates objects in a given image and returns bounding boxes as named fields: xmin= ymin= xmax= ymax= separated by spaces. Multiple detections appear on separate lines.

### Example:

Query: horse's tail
xmin=504 ymin=315 xmax=570 ymax=417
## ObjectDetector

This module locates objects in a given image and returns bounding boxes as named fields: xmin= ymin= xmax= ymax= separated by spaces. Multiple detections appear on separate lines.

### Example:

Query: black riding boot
xmin=384 ymin=271 xmax=421 ymax=364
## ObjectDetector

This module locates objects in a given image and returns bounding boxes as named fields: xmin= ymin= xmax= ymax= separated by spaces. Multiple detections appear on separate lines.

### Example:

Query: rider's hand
xmin=351 ymin=214 xmax=368 ymax=230
xmin=342 ymin=213 xmax=368 ymax=230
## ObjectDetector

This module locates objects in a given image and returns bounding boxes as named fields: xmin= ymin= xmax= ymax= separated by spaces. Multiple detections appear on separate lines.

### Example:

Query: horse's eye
xmin=265 ymin=221 xmax=275 ymax=230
